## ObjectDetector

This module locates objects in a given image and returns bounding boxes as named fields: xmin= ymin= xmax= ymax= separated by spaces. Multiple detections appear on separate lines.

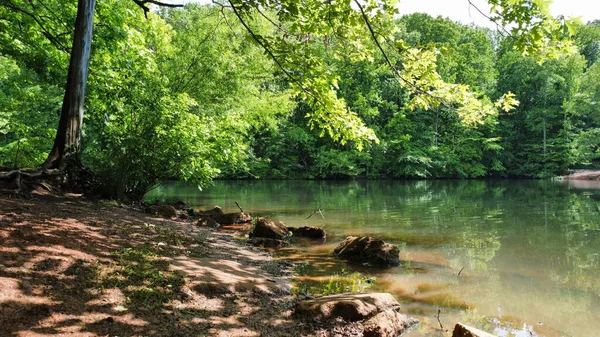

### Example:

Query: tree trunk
xmin=542 ymin=114 xmax=547 ymax=156
xmin=42 ymin=0 xmax=96 ymax=170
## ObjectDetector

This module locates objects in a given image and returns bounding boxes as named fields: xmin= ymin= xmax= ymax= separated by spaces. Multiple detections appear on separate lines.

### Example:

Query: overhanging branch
xmin=1 ymin=0 xmax=71 ymax=53
xmin=132 ymin=0 xmax=184 ymax=18
xmin=354 ymin=0 xmax=452 ymax=110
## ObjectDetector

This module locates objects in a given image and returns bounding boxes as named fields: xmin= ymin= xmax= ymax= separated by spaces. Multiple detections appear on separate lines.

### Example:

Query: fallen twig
xmin=235 ymin=201 xmax=244 ymax=213
xmin=436 ymin=308 xmax=444 ymax=331
xmin=305 ymin=203 xmax=325 ymax=220
xmin=458 ymin=267 xmax=464 ymax=277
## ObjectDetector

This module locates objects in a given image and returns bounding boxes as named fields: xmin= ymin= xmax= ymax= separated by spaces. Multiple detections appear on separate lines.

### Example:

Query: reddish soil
xmin=0 ymin=193 xmax=340 ymax=337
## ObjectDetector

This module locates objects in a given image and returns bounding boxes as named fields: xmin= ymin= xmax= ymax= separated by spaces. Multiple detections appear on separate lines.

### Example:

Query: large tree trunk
xmin=42 ymin=0 xmax=96 ymax=170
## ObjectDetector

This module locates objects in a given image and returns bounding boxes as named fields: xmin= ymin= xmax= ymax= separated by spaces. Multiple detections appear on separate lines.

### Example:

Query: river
xmin=146 ymin=179 xmax=600 ymax=337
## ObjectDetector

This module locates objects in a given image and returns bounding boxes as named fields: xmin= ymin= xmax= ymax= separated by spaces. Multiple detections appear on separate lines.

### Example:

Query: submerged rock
xmin=144 ymin=205 xmax=177 ymax=219
xmin=250 ymin=217 xmax=289 ymax=239
xmin=288 ymin=226 xmax=326 ymax=239
xmin=452 ymin=323 xmax=496 ymax=337
xmin=333 ymin=236 xmax=400 ymax=267
xmin=295 ymin=293 xmax=417 ymax=337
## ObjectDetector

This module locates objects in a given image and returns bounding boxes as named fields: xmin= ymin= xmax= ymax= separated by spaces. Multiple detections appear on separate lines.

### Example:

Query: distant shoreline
xmin=561 ymin=169 xmax=600 ymax=180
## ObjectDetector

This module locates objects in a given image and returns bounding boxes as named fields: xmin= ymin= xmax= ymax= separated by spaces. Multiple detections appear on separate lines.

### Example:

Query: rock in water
xmin=196 ymin=206 xmax=252 ymax=225
xmin=333 ymin=236 xmax=400 ymax=267
xmin=250 ymin=217 xmax=289 ymax=239
xmin=452 ymin=323 xmax=497 ymax=337
xmin=197 ymin=206 xmax=224 ymax=217
xmin=213 ymin=212 xmax=252 ymax=225
xmin=288 ymin=226 xmax=326 ymax=239
xmin=144 ymin=205 xmax=177 ymax=219
xmin=295 ymin=293 xmax=417 ymax=337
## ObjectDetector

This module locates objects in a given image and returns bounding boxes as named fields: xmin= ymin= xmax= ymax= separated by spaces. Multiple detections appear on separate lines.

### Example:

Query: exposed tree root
xmin=0 ymin=164 xmax=95 ymax=198
xmin=0 ymin=169 xmax=61 ymax=197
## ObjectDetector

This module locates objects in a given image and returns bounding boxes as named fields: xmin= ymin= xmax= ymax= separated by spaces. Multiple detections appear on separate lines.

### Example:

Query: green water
xmin=146 ymin=179 xmax=600 ymax=337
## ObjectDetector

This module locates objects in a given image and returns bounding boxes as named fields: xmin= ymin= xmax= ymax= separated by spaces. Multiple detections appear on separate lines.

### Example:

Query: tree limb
xmin=353 ymin=0 xmax=452 ymax=110
xmin=132 ymin=0 xmax=184 ymax=18
xmin=467 ymin=0 xmax=512 ymax=38
xmin=1 ymin=0 xmax=71 ymax=53
xmin=0 ymin=169 xmax=63 ymax=180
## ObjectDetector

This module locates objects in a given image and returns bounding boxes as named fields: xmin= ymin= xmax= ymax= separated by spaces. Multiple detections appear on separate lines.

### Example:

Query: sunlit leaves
xmin=397 ymin=46 xmax=507 ymax=125
xmin=487 ymin=0 xmax=579 ymax=61
xmin=495 ymin=92 xmax=519 ymax=112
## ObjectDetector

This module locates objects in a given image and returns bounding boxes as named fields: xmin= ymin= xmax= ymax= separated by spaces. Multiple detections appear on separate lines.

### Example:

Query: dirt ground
xmin=0 ymin=193 xmax=341 ymax=337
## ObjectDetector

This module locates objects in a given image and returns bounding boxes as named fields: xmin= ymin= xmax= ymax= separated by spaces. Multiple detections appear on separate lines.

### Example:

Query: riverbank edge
xmin=0 ymin=193 xmax=420 ymax=336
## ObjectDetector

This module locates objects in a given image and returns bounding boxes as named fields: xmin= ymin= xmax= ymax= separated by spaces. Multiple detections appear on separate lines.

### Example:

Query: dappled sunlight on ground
xmin=0 ymin=194 xmax=321 ymax=336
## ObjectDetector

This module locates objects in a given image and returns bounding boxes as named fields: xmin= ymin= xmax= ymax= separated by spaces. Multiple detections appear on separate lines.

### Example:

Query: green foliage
xmin=496 ymin=42 xmax=586 ymax=177
xmin=2 ymin=0 xmax=600 ymax=190
xmin=0 ymin=54 xmax=62 ymax=168
xmin=84 ymin=4 xmax=221 ymax=199
xmin=566 ymin=61 xmax=600 ymax=165
xmin=487 ymin=0 xmax=579 ymax=60
xmin=79 ymin=3 xmax=295 ymax=199
xmin=574 ymin=21 xmax=600 ymax=67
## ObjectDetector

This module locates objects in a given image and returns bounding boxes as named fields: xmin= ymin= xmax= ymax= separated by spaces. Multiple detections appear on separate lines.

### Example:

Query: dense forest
xmin=1 ymin=0 xmax=599 ymax=199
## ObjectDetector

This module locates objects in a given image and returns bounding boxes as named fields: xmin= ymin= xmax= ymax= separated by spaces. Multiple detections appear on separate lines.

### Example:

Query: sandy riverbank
xmin=0 ymin=193 xmax=361 ymax=337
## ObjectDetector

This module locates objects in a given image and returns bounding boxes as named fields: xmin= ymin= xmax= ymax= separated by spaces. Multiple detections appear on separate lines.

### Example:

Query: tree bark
xmin=42 ymin=0 xmax=96 ymax=169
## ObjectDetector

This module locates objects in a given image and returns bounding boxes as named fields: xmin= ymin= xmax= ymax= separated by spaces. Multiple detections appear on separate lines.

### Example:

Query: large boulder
xmin=144 ymin=205 xmax=177 ymax=219
xmin=250 ymin=217 xmax=289 ymax=239
xmin=333 ymin=236 xmax=400 ymax=267
xmin=452 ymin=323 xmax=496 ymax=337
xmin=295 ymin=293 xmax=417 ymax=337
xmin=288 ymin=226 xmax=326 ymax=239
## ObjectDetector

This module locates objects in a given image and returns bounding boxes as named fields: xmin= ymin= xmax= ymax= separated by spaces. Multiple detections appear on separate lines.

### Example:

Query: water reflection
xmin=146 ymin=180 xmax=600 ymax=337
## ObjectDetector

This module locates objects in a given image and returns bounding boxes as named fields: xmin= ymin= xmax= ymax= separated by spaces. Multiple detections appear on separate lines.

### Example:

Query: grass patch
xmin=99 ymin=245 xmax=185 ymax=309
xmin=292 ymin=268 xmax=376 ymax=296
